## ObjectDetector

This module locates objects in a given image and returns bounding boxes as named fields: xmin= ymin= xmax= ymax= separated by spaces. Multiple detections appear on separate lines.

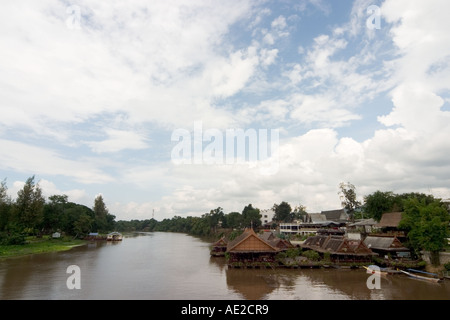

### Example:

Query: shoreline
xmin=0 ymin=238 xmax=87 ymax=260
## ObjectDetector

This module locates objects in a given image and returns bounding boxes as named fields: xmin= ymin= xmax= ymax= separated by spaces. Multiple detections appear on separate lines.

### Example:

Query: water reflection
xmin=0 ymin=232 xmax=449 ymax=300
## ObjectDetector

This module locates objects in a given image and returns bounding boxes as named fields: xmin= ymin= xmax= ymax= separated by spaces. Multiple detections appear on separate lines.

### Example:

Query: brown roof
xmin=302 ymin=235 xmax=375 ymax=256
xmin=212 ymin=237 xmax=228 ymax=247
xmin=375 ymin=212 xmax=403 ymax=228
xmin=363 ymin=235 xmax=409 ymax=251
xmin=227 ymin=228 xmax=279 ymax=253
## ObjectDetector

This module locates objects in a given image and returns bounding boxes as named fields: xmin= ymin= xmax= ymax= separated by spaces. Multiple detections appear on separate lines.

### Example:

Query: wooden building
xmin=210 ymin=237 xmax=228 ymax=257
xmin=363 ymin=235 xmax=410 ymax=259
xmin=301 ymin=235 xmax=376 ymax=262
xmin=374 ymin=212 xmax=406 ymax=240
xmin=227 ymin=228 xmax=280 ymax=266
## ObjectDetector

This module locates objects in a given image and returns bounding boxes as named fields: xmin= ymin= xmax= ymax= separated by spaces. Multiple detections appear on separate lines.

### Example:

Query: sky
xmin=1 ymin=0 xmax=450 ymax=221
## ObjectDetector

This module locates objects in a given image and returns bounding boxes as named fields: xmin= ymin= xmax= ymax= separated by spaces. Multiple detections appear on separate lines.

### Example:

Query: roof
xmin=227 ymin=228 xmax=279 ymax=253
xmin=321 ymin=209 xmax=348 ymax=222
xmin=363 ymin=236 xmax=409 ymax=251
xmin=212 ymin=237 xmax=228 ymax=247
xmin=348 ymin=218 xmax=377 ymax=227
xmin=302 ymin=235 xmax=375 ymax=256
xmin=259 ymin=231 xmax=276 ymax=241
xmin=375 ymin=212 xmax=403 ymax=228
xmin=307 ymin=213 xmax=327 ymax=223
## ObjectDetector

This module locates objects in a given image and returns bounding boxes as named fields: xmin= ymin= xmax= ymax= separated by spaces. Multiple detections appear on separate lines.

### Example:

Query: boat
xmin=399 ymin=269 xmax=442 ymax=283
xmin=363 ymin=265 xmax=389 ymax=276
xmin=106 ymin=232 xmax=123 ymax=241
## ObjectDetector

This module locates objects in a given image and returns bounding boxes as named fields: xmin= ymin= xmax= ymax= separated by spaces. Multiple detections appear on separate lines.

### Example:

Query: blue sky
xmin=1 ymin=0 xmax=450 ymax=221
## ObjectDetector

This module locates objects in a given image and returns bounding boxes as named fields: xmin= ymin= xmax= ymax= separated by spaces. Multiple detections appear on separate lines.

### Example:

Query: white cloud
xmin=87 ymin=129 xmax=150 ymax=154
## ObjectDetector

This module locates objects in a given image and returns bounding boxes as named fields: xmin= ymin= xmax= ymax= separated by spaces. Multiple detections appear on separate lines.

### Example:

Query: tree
xmin=241 ymin=204 xmax=261 ymax=229
xmin=223 ymin=211 xmax=242 ymax=229
xmin=292 ymin=205 xmax=308 ymax=222
xmin=93 ymin=194 xmax=110 ymax=232
xmin=399 ymin=197 xmax=450 ymax=265
xmin=0 ymin=179 xmax=12 ymax=231
xmin=338 ymin=182 xmax=361 ymax=221
xmin=43 ymin=194 xmax=68 ymax=232
xmin=363 ymin=191 xmax=395 ymax=221
xmin=272 ymin=201 xmax=293 ymax=222
xmin=15 ymin=176 xmax=45 ymax=233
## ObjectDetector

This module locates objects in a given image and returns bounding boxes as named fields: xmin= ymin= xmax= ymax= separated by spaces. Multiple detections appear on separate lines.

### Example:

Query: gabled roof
xmin=375 ymin=212 xmax=403 ymax=228
xmin=307 ymin=213 xmax=327 ymax=223
xmin=363 ymin=236 xmax=409 ymax=251
xmin=212 ymin=237 xmax=228 ymax=247
xmin=302 ymin=235 xmax=375 ymax=256
xmin=321 ymin=209 xmax=348 ymax=222
xmin=259 ymin=231 xmax=276 ymax=241
xmin=227 ymin=228 xmax=279 ymax=253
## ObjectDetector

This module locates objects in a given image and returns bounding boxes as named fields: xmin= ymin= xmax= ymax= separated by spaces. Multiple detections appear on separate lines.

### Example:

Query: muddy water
xmin=0 ymin=232 xmax=449 ymax=300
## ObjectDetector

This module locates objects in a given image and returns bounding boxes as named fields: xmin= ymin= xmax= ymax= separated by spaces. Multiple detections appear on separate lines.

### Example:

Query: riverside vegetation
xmin=1 ymin=176 xmax=449 ymax=268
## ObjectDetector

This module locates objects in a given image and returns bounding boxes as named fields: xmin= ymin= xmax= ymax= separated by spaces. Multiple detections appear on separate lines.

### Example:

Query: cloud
xmin=0 ymin=139 xmax=114 ymax=184
xmin=86 ymin=129 xmax=150 ymax=154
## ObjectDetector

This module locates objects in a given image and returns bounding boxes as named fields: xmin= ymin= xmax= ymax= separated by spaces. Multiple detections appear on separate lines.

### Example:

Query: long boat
xmin=363 ymin=265 xmax=389 ymax=276
xmin=399 ymin=269 xmax=442 ymax=283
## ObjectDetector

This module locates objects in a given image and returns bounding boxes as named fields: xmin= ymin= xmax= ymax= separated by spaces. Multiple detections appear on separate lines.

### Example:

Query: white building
xmin=260 ymin=209 xmax=275 ymax=226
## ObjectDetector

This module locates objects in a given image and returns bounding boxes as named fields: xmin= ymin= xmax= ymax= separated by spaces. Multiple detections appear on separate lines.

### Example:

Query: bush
xmin=444 ymin=262 xmax=450 ymax=271
xmin=302 ymin=250 xmax=320 ymax=261
xmin=0 ymin=231 xmax=26 ymax=245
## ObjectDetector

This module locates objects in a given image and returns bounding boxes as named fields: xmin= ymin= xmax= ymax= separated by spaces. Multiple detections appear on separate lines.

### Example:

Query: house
xmin=374 ymin=212 xmax=406 ymax=240
xmin=321 ymin=209 xmax=349 ymax=223
xmin=226 ymin=228 xmax=280 ymax=266
xmin=260 ymin=209 xmax=275 ymax=227
xmin=346 ymin=218 xmax=377 ymax=240
xmin=301 ymin=235 xmax=376 ymax=262
xmin=210 ymin=237 xmax=228 ymax=257
xmin=363 ymin=235 xmax=410 ymax=259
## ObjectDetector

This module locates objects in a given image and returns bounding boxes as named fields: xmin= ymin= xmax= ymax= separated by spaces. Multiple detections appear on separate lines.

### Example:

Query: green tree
xmin=338 ymin=182 xmax=361 ymax=221
xmin=42 ymin=194 xmax=68 ymax=233
xmin=0 ymin=179 xmax=12 ymax=231
xmin=399 ymin=197 xmax=449 ymax=265
xmin=223 ymin=211 xmax=242 ymax=229
xmin=93 ymin=194 xmax=112 ymax=232
xmin=15 ymin=176 xmax=45 ymax=233
xmin=241 ymin=204 xmax=261 ymax=229
xmin=292 ymin=205 xmax=308 ymax=222
xmin=273 ymin=201 xmax=293 ymax=222
xmin=363 ymin=190 xmax=396 ymax=221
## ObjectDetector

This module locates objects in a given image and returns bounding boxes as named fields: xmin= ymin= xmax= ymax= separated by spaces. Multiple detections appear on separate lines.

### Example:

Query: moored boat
xmin=399 ymin=269 xmax=442 ymax=283
xmin=107 ymin=232 xmax=123 ymax=241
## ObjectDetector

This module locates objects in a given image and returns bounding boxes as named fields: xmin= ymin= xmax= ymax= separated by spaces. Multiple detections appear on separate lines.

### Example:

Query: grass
xmin=0 ymin=236 xmax=86 ymax=259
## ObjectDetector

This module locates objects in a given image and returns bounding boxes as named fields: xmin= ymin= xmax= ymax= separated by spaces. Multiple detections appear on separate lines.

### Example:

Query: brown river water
xmin=0 ymin=232 xmax=449 ymax=300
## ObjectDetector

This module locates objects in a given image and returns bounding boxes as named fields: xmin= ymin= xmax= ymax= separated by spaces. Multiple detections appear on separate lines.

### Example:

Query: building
xmin=226 ymin=228 xmax=280 ymax=266
xmin=210 ymin=237 xmax=228 ymax=257
xmin=260 ymin=209 xmax=275 ymax=227
xmin=374 ymin=212 xmax=406 ymax=240
xmin=346 ymin=218 xmax=377 ymax=240
xmin=301 ymin=235 xmax=376 ymax=262
xmin=363 ymin=235 xmax=410 ymax=259
xmin=320 ymin=209 xmax=349 ymax=223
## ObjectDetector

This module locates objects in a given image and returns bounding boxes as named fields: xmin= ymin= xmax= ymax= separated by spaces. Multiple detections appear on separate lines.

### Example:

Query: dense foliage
xmin=0 ymin=176 xmax=116 ymax=243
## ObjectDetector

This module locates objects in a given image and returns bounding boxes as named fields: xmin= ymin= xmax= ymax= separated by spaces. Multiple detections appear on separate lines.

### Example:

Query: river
xmin=0 ymin=232 xmax=449 ymax=300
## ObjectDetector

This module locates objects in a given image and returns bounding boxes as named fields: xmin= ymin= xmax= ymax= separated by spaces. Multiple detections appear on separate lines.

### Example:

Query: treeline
xmin=116 ymin=204 xmax=263 ymax=237
xmin=0 ymin=176 xmax=116 ymax=245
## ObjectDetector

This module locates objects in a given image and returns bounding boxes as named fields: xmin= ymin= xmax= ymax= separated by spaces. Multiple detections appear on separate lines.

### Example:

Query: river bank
xmin=0 ymin=236 xmax=86 ymax=259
